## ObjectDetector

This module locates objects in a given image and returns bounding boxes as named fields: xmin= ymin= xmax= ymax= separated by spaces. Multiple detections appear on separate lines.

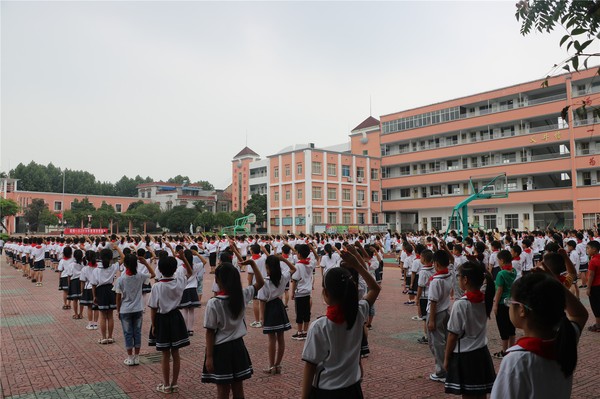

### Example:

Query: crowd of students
xmin=2 ymin=227 xmax=599 ymax=399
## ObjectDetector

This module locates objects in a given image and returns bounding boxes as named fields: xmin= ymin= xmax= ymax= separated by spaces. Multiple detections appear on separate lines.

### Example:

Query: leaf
xmin=561 ymin=106 xmax=570 ymax=123
xmin=579 ymin=39 xmax=594 ymax=51
xmin=571 ymin=28 xmax=587 ymax=35
xmin=559 ymin=34 xmax=570 ymax=46
xmin=563 ymin=64 xmax=571 ymax=72
xmin=573 ymin=56 xmax=579 ymax=70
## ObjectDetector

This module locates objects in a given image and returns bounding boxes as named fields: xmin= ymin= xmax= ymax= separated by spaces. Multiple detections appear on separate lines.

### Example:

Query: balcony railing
xmin=528 ymin=93 xmax=567 ymax=106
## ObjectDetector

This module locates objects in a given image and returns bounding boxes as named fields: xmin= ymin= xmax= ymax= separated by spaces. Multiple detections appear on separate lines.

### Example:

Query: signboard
xmin=64 ymin=228 xmax=108 ymax=235
xmin=314 ymin=224 xmax=387 ymax=234
xmin=473 ymin=208 xmax=498 ymax=214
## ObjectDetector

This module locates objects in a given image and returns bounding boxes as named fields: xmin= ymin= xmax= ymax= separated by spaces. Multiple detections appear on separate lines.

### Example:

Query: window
xmin=327 ymin=188 xmax=337 ymax=200
xmin=312 ymin=186 xmax=322 ymax=199
xmin=431 ymin=217 xmax=442 ymax=231
xmin=115 ymin=204 xmax=122 ymax=213
xmin=430 ymin=185 xmax=442 ymax=196
xmin=274 ymin=167 xmax=279 ymax=178
xmin=328 ymin=212 xmax=337 ymax=224
xmin=399 ymin=166 xmax=410 ymax=176
xmin=371 ymin=168 xmax=379 ymax=180
xmin=357 ymin=213 xmax=365 ymax=224
xmin=342 ymin=165 xmax=350 ymax=177
xmin=356 ymin=167 xmax=365 ymax=179
xmin=382 ymin=189 xmax=389 ymax=200
xmin=274 ymin=191 xmax=279 ymax=201
xmin=313 ymin=212 xmax=322 ymax=224
xmin=54 ymin=201 xmax=62 ymax=211
xmin=484 ymin=214 xmax=497 ymax=230
xmin=582 ymin=171 xmax=591 ymax=186
xmin=297 ymin=189 xmax=303 ymax=200
xmin=448 ymin=184 xmax=461 ymax=195
xmin=141 ymin=192 xmax=145 ymax=198
xmin=282 ymin=217 xmax=293 ymax=226
xmin=297 ymin=163 xmax=303 ymax=175
xmin=342 ymin=189 xmax=351 ymax=201
xmin=327 ymin=163 xmax=337 ymax=176
xmin=312 ymin=162 xmax=322 ymax=175
xmin=371 ymin=191 xmax=379 ymax=202
xmin=270 ymin=218 xmax=280 ymax=226
xmin=285 ymin=164 xmax=290 ymax=176
xmin=502 ymin=152 xmax=516 ymax=164
xmin=363 ymin=150 xmax=368 ymax=155
xmin=372 ymin=213 xmax=379 ymax=224
xmin=285 ymin=190 xmax=290 ymax=200
xmin=449 ymin=215 xmax=459 ymax=230
xmin=343 ymin=212 xmax=351 ymax=224
xmin=505 ymin=214 xmax=519 ymax=230
xmin=357 ymin=190 xmax=365 ymax=201
xmin=505 ymin=179 xmax=518 ymax=191
xmin=400 ymin=188 xmax=411 ymax=198
xmin=447 ymin=160 xmax=459 ymax=170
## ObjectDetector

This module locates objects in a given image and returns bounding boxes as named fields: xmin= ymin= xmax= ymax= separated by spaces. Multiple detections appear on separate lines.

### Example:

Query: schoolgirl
xmin=301 ymin=244 xmax=381 ymax=399
xmin=247 ymin=243 xmax=267 ymax=328
xmin=80 ymin=250 xmax=99 ymax=330
xmin=511 ymin=245 xmax=524 ymax=278
xmin=191 ymin=246 xmax=207 ymax=307
xmin=444 ymin=261 xmax=496 ymax=398
xmin=319 ymin=244 xmax=341 ymax=277
xmin=149 ymin=252 xmax=193 ymax=394
xmin=58 ymin=246 xmax=74 ymax=309
xmin=92 ymin=248 xmax=119 ymax=344
xmin=281 ymin=244 xmax=295 ymax=308
xmin=136 ymin=248 xmax=153 ymax=307
xmin=179 ymin=249 xmax=202 ymax=336
xmin=201 ymin=259 xmax=265 ymax=399
xmin=66 ymin=249 xmax=85 ymax=319
xmin=490 ymin=270 xmax=588 ymax=399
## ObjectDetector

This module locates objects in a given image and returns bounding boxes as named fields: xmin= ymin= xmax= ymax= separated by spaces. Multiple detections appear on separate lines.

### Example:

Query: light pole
xmin=61 ymin=170 xmax=66 ymax=226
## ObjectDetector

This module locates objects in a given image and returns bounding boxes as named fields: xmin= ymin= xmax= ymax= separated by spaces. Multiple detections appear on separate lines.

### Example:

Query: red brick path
xmin=1 ymin=259 xmax=598 ymax=398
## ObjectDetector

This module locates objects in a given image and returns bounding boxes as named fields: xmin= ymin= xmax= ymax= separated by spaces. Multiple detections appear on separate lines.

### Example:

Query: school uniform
xmin=408 ymin=255 xmax=422 ymax=296
xmin=489 ymin=250 xmax=500 ymax=279
xmin=79 ymin=265 xmax=97 ymax=307
xmin=179 ymin=263 xmax=202 ymax=308
xmin=445 ymin=296 xmax=495 ymax=396
xmin=320 ymin=253 xmax=341 ymax=275
xmin=258 ymin=270 xmax=292 ymax=334
xmin=148 ymin=272 xmax=190 ymax=351
xmin=57 ymin=258 xmax=74 ymax=290
xmin=201 ymin=286 xmax=255 ymax=384
xmin=490 ymin=322 xmax=581 ymax=399
xmin=207 ymin=242 xmax=217 ymax=266
xmin=292 ymin=260 xmax=314 ymax=324
xmin=91 ymin=264 xmax=118 ymax=310
xmin=521 ymin=249 xmax=534 ymax=274
xmin=31 ymin=244 xmax=45 ymax=271
xmin=495 ymin=268 xmax=517 ymax=340
xmin=417 ymin=266 xmax=435 ymax=318
xmin=66 ymin=262 xmax=84 ymax=300
xmin=576 ymin=241 xmax=589 ymax=272
xmin=427 ymin=270 xmax=452 ymax=378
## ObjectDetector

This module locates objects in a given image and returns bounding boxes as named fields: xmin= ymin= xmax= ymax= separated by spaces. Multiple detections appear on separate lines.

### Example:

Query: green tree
xmin=23 ymin=198 xmax=51 ymax=232
xmin=126 ymin=202 xmax=162 ymax=232
xmin=93 ymin=202 xmax=116 ymax=228
xmin=39 ymin=208 xmax=59 ymax=227
xmin=193 ymin=200 xmax=207 ymax=213
xmin=196 ymin=212 xmax=216 ymax=232
xmin=64 ymin=198 xmax=96 ymax=227
xmin=168 ymin=175 xmax=191 ymax=185
xmin=196 ymin=180 xmax=214 ymax=190
xmin=0 ymin=198 xmax=19 ymax=231
xmin=244 ymin=194 xmax=267 ymax=225
xmin=158 ymin=206 xmax=198 ymax=233
xmin=214 ymin=212 xmax=234 ymax=228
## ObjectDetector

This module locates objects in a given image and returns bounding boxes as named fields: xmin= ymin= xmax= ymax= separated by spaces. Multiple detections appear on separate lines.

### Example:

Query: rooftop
xmin=233 ymin=146 xmax=260 ymax=159
xmin=351 ymin=116 xmax=380 ymax=132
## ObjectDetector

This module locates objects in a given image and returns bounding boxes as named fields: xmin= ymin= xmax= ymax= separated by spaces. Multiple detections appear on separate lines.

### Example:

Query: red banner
xmin=64 ymin=228 xmax=108 ymax=235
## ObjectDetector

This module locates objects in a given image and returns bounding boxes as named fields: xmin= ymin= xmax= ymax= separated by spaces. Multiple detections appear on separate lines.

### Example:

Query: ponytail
xmin=266 ymin=255 xmax=282 ymax=287
xmin=460 ymin=260 xmax=495 ymax=317
xmin=483 ymin=270 xmax=495 ymax=317
xmin=555 ymin=314 xmax=577 ymax=377
xmin=324 ymin=267 xmax=359 ymax=330
xmin=215 ymin=263 xmax=244 ymax=318
xmin=324 ymin=243 xmax=333 ymax=259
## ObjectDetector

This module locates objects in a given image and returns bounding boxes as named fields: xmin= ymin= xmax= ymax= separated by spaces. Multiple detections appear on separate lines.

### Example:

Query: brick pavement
xmin=1 ymin=257 xmax=599 ymax=399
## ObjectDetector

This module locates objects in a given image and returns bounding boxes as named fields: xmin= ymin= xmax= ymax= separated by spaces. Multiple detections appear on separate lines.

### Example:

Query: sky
xmin=1 ymin=1 xmax=589 ymax=189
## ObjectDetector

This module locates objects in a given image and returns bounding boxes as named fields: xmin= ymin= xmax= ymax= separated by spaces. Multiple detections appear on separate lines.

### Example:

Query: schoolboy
xmin=427 ymin=250 xmax=452 ymax=382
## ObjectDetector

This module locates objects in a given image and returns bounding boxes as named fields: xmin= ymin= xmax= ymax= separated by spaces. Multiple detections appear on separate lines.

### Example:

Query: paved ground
xmin=1 ymin=257 xmax=599 ymax=399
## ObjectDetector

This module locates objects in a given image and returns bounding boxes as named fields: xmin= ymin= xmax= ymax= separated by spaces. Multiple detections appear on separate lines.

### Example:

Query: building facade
xmin=136 ymin=182 xmax=231 ymax=213
xmin=380 ymin=68 xmax=600 ymax=232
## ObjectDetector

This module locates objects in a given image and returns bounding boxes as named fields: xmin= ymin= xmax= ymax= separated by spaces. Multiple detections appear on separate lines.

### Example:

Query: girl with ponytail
xmin=491 ymin=268 xmax=588 ymax=399
xmin=300 ymin=244 xmax=381 ymax=399
xmin=443 ymin=261 xmax=496 ymax=398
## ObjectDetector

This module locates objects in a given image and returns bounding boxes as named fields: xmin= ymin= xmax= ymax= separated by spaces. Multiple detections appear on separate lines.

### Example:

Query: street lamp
xmin=61 ymin=170 xmax=66 ymax=226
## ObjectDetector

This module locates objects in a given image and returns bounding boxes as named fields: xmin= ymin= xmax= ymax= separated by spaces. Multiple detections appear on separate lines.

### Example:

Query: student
xmin=31 ymin=237 xmax=46 ymax=286
xmin=320 ymin=243 xmax=341 ymax=277
xmin=281 ymin=244 xmax=295 ymax=309
xmin=511 ymin=245 xmax=524 ymax=278
xmin=488 ymin=241 xmax=502 ymax=279
xmin=92 ymin=248 xmax=119 ymax=344
xmin=427 ymin=250 xmax=453 ymax=382
xmin=492 ymin=250 xmax=517 ymax=359
xmin=247 ymin=244 xmax=267 ymax=328
xmin=415 ymin=249 xmax=435 ymax=344
xmin=444 ymin=261 xmax=496 ymax=398
xmin=80 ymin=250 xmax=99 ymax=330
xmin=521 ymin=239 xmax=534 ymax=275
xmin=577 ymin=232 xmax=590 ymax=288
xmin=291 ymin=244 xmax=314 ymax=340
xmin=406 ymin=243 xmax=425 ymax=305
xmin=115 ymin=254 xmax=155 ymax=366
xmin=149 ymin=252 xmax=193 ymax=393
xmin=402 ymin=243 xmax=415 ymax=295
xmin=66 ymin=249 xmax=85 ymax=319
xmin=58 ymin=246 xmax=74 ymax=310
xmin=179 ymin=249 xmax=202 ymax=336
xmin=490 ymin=270 xmax=588 ymax=399
xmin=201 ymin=260 xmax=265 ymax=399
xmin=586 ymin=240 xmax=600 ymax=332
xmin=301 ymin=244 xmax=381 ymax=399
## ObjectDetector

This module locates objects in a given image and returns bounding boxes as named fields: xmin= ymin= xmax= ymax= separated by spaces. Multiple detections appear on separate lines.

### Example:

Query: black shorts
xmin=295 ymin=296 xmax=311 ymax=324
xmin=495 ymin=304 xmax=515 ymax=340
xmin=579 ymin=263 xmax=589 ymax=272
xmin=209 ymin=252 xmax=217 ymax=267
xmin=590 ymin=286 xmax=600 ymax=318
xmin=309 ymin=381 xmax=363 ymax=399
xmin=419 ymin=298 xmax=428 ymax=318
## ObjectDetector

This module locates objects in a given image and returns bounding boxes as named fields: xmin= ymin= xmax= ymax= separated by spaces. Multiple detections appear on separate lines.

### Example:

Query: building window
xmin=115 ymin=204 xmax=122 ymax=213
xmin=312 ymin=186 xmax=322 ymax=199
xmin=505 ymin=214 xmax=519 ymax=230
xmin=285 ymin=190 xmax=290 ymax=200
xmin=372 ymin=213 xmax=379 ymax=224
xmin=270 ymin=218 xmax=280 ymax=226
xmin=371 ymin=168 xmax=379 ymax=180
xmin=285 ymin=164 xmax=290 ymax=176
xmin=328 ymin=212 xmax=337 ymax=224
xmin=448 ymin=184 xmax=461 ymax=195
xmin=431 ymin=217 xmax=442 ymax=231
xmin=297 ymin=189 xmax=303 ymax=200
xmin=356 ymin=167 xmax=365 ymax=179
xmin=343 ymin=212 xmax=351 ymax=224
xmin=274 ymin=191 xmax=279 ymax=201
xmin=502 ymin=152 xmax=516 ymax=164
xmin=342 ymin=189 xmax=351 ymax=201
xmin=54 ymin=201 xmax=62 ymax=211
xmin=342 ymin=165 xmax=350 ymax=177
xmin=357 ymin=190 xmax=365 ymax=201
xmin=274 ymin=167 xmax=279 ymax=178
xmin=582 ymin=171 xmax=592 ymax=186
xmin=297 ymin=163 xmax=303 ymax=175
xmin=484 ymin=214 xmax=497 ymax=230
xmin=430 ymin=185 xmax=442 ymax=196
xmin=447 ymin=160 xmax=459 ymax=170
xmin=327 ymin=163 xmax=337 ymax=176
xmin=141 ymin=192 xmax=145 ymax=198
xmin=357 ymin=213 xmax=365 ymax=224
xmin=400 ymin=188 xmax=411 ymax=198
xmin=313 ymin=212 xmax=322 ymax=224
xmin=583 ymin=213 xmax=600 ymax=229
xmin=327 ymin=188 xmax=337 ymax=200
xmin=312 ymin=162 xmax=322 ymax=175
xmin=362 ymin=150 xmax=368 ymax=155
xmin=371 ymin=191 xmax=379 ymax=202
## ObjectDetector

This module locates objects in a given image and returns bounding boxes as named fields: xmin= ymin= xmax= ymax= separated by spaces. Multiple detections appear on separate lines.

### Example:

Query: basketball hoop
xmin=248 ymin=213 xmax=256 ymax=224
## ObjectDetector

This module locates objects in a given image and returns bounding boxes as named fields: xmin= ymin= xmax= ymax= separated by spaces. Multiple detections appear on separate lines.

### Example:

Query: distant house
xmin=136 ymin=182 xmax=232 ymax=213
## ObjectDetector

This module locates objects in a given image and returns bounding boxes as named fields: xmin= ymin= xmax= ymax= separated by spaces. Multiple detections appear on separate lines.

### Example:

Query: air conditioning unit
xmin=357 ymin=200 xmax=364 ymax=207
xmin=357 ymin=177 xmax=364 ymax=183
xmin=347 ymin=176 xmax=352 ymax=182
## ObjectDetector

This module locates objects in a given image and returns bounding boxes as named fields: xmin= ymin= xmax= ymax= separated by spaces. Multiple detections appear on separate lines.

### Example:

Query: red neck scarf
xmin=158 ymin=278 xmax=174 ymax=283
xmin=125 ymin=269 xmax=135 ymax=276
xmin=524 ymin=248 xmax=531 ymax=253
xmin=88 ymin=262 xmax=97 ymax=268
xmin=251 ymin=254 xmax=261 ymax=260
xmin=429 ymin=268 xmax=449 ymax=282
xmin=282 ymin=254 xmax=289 ymax=259
xmin=326 ymin=304 xmax=345 ymax=324
xmin=516 ymin=337 xmax=556 ymax=360
xmin=465 ymin=290 xmax=485 ymax=303
xmin=415 ymin=255 xmax=421 ymax=260
xmin=298 ymin=259 xmax=311 ymax=265
xmin=217 ymin=290 xmax=228 ymax=296
xmin=513 ymin=256 xmax=521 ymax=261
xmin=501 ymin=265 xmax=513 ymax=271
xmin=63 ymin=257 xmax=71 ymax=261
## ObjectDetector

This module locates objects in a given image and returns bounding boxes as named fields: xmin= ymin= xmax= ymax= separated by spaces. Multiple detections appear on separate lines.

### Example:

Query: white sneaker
xmin=85 ymin=324 xmax=95 ymax=330
xmin=93 ymin=324 xmax=99 ymax=330
xmin=133 ymin=355 xmax=140 ymax=365
xmin=250 ymin=321 xmax=262 ymax=328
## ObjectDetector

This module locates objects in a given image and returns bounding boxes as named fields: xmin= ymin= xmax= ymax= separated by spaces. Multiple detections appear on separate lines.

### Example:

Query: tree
xmin=168 ymin=175 xmax=191 ymax=185
xmin=244 ymin=194 xmax=267 ymax=225
xmin=23 ymin=199 xmax=51 ymax=232
xmin=64 ymin=198 xmax=96 ymax=227
xmin=193 ymin=200 xmax=207 ymax=213
xmin=196 ymin=212 xmax=216 ymax=232
xmin=0 ymin=198 xmax=19 ymax=232
xmin=158 ymin=206 xmax=198 ymax=233
xmin=93 ymin=202 xmax=116 ymax=228
xmin=39 ymin=208 xmax=59 ymax=227
xmin=196 ymin=180 xmax=214 ymax=190
xmin=214 ymin=212 xmax=234 ymax=229
xmin=125 ymin=202 xmax=162 ymax=232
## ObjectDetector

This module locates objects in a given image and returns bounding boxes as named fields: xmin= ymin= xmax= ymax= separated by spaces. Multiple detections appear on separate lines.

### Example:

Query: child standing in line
xmin=149 ymin=252 xmax=193 ymax=393
xmin=402 ymin=243 xmax=415 ymax=295
xmin=201 ymin=260 xmax=264 ymax=399
xmin=585 ymin=240 xmax=600 ymax=332
xmin=406 ymin=243 xmax=425 ymax=305
xmin=511 ymin=245 xmax=524 ymax=278
xmin=66 ymin=249 xmax=85 ymax=319
xmin=92 ymin=248 xmax=119 ymax=344
xmin=427 ymin=250 xmax=453 ymax=383
xmin=291 ymin=244 xmax=314 ymax=340
xmin=415 ymin=249 xmax=435 ymax=344
xmin=444 ymin=261 xmax=496 ymax=398
xmin=179 ymin=249 xmax=202 ymax=336
xmin=80 ymin=250 xmax=99 ymax=330
xmin=490 ymin=270 xmax=588 ymax=399
xmin=492 ymin=250 xmax=517 ymax=359
xmin=300 ymin=244 xmax=381 ymax=399
xmin=58 ymin=246 xmax=74 ymax=310
xmin=247 ymin=244 xmax=267 ymax=328
xmin=488 ymin=241 xmax=502 ymax=279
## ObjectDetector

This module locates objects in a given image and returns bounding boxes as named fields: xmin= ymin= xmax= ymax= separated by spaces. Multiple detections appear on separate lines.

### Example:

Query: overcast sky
xmin=1 ymin=1 xmax=588 ymax=189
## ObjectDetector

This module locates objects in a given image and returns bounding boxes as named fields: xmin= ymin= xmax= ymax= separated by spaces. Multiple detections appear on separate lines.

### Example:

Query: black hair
xmin=324 ymin=267 xmax=359 ymax=330
xmin=414 ymin=243 xmax=426 ymax=256
xmin=158 ymin=256 xmax=177 ymax=277
xmin=421 ymin=249 xmax=433 ymax=264
xmin=511 ymin=245 xmax=522 ymax=256
xmin=432 ymin=250 xmax=450 ymax=267
xmin=282 ymin=244 xmax=291 ymax=255
xmin=297 ymin=244 xmax=311 ymax=259
xmin=543 ymin=252 xmax=566 ymax=276
xmin=460 ymin=261 xmax=495 ymax=317
xmin=545 ymin=242 xmax=560 ymax=253
xmin=124 ymin=253 xmax=138 ymax=275
xmin=183 ymin=249 xmax=193 ymax=266
xmin=100 ymin=248 xmax=113 ymax=268
xmin=324 ymin=243 xmax=333 ymax=259
xmin=265 ymin=255 xmax=282 ymax=287
xmin=453 ymin=243 xmax=463 ymax=254
xmin=475 ymin=241 xmax=487 ymax=255
xmin=588 ymin=240 xmax=600 ymax=252
xmin=250 ymin=244 xmax=261 ymax=255
xmin=219 ymin=251 xmax=233 ymax=264
xmin=215 ymin=263 xmax=244 ymax=318
xmin=63 ymin=246 xmax=73 ymax=258
xmin=85 ymin=250 xmax=97 ymax=266
xmin=511 ymin=273 xmax=577 ymax=377
xmin=137 ymin=248 xmax=145 ymax=257
xmin=123 ymin=247 xmax=131 ymax=256
xmin=73 ymin=249 xmax=84 ymax=264
xmin=522 ymin=238 xmax=532 ymax=248
xmin=491 ymin=240 xmax=502 ymax=250
xmin=497 ymin=249 xmax=512 ymax=266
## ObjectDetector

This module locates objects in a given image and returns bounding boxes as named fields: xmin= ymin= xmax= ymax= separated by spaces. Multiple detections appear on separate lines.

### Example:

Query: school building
xmin=380 ymin=68 xmax=600 ymax=232
xmin=232 ymin=117 xmax=385 ymax=234
xmin=135 ymin=182 xmax=232 ymax=213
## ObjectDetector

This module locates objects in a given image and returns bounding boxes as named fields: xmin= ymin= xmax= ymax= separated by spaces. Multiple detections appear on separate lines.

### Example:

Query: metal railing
xmin=528 ymin=93 xmax=567 ymax=105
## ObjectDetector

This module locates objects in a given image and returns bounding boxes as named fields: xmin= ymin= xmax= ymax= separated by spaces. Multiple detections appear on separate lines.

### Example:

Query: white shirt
xmin=148 ymin=272 xmax=188 ymax=314
xmin=80 ymin=265 xmax=96 ymax=289
xmin=258 ymin=270 xmax=291 ymax=302
xmin=58 ymin=257 xmax=74 ymax=278
xmin=417 ymin=266 xmax=435 ymax=299
xmin=447 ymin=296 xmax=488 ymax=352
xmin=247 ymin=255 xmax=267 ymax=285
xmin=91 ymin=264 xmax=118 ymax=287
xmin=427 ymin=272 xmax=452 ymax=313
xmin=292 ymin=261 xmax=314 ymax=297
xmin=204 ymin=286 xmax=255 ymax=345
xmin=320 ymin=253 xmax=341 ymax=274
